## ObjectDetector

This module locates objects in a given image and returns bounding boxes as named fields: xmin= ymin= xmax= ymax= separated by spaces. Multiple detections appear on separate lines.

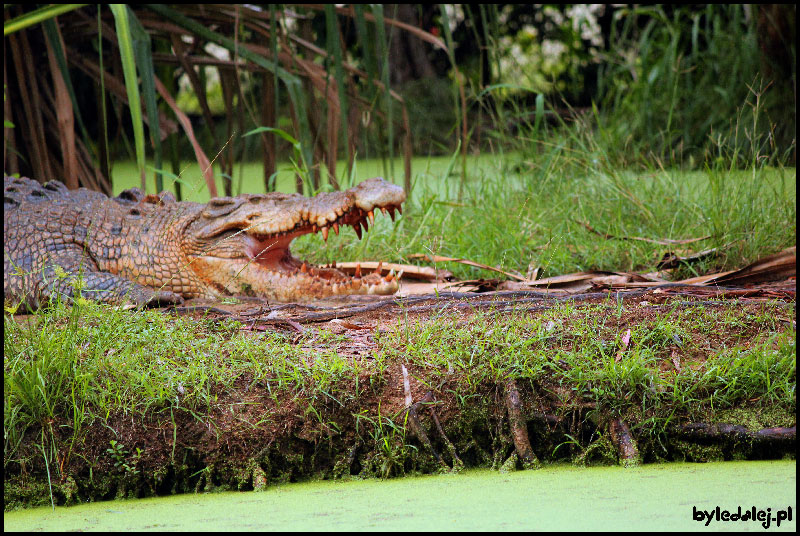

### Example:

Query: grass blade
xmin=109 ymin=4 xmax=146 ymax=190
xmin=3 ymin=4 xmax=87 ymax=36
xmin=126 ymin=6 xmax=163 ymax=192
xmin=325 ymin=5 xmax=350 ymax=184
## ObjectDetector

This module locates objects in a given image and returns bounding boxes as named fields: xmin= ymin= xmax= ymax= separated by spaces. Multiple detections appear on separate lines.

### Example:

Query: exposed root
xmin=401 ymin=366 xmax=447 ymax=470
xmin=608 ymin=418 xmax=640 ymax=467
xmin=405 ymin=391 xmax=448 ymax=470
xmin=400 ymin=365 xmax=462 ymax=471
xmin=503 ymin=379 xmax=540 ymax=469
xmin=428 ymin=397 xmax=463 ymax=471
xmin=669 ymin=423 xmax=796 ymax=443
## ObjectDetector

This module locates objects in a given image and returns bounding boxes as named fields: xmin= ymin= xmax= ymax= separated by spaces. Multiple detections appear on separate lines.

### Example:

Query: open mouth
xmin=242 ymin=203 xmax=403 ymax=289
xmin=191 ymin=177 xmax=406 ymax=300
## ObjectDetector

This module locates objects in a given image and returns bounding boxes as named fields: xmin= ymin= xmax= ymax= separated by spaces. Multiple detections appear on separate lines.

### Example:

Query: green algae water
xmin=5 ymin=461 xmax=795 ymax=531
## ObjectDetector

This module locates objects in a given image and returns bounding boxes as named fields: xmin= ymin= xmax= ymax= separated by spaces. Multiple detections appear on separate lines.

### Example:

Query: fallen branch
xmin=336 ymin=261 xmax=451 ymax=282
xmin=409 ymin=254 xmax=526 ymax=281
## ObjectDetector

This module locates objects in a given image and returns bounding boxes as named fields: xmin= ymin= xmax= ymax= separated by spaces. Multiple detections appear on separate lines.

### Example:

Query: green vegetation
xmin=380 ymin=303 xmax=796 ymax=418
xmin=4 ymin=296 xmax=795 ymax=508
xmin=594 ymin=5 xmax=795 ymax=167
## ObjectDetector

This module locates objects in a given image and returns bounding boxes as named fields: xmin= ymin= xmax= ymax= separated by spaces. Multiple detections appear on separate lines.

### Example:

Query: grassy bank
xmin=4 ymin=295 xmax=796 ymax=509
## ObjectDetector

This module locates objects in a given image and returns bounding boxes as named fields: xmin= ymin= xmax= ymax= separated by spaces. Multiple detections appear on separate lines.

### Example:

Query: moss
xmin=670 ymin=440 xmax=725 ymax=463
xmin=712 ymin=405 xmax=796 ymax=430
xmin=499 ymin=453 xmax=519 ymax=473
xmin=574 ymin=435 xmax=619 ymax=467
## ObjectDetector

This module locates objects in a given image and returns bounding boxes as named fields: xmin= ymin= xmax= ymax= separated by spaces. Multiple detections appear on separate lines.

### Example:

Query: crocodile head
xmin=184 ymin=177 xmax=406 ymax=301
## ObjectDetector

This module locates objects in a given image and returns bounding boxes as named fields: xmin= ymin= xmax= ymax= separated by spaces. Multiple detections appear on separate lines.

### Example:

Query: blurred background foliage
xmin=3 ymin=4 xmax=796 ymax=197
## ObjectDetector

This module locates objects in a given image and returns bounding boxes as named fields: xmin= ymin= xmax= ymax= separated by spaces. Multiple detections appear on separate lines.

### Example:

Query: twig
xmin=575 ymin=219 xmax=711 ymax=245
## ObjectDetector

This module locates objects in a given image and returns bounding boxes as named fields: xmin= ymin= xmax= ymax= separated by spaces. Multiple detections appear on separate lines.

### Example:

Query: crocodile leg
xmin=8 ymin=246 xmax=184 ymax=309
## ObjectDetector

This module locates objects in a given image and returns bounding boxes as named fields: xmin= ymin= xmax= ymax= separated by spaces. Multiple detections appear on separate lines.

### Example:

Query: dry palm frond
xmin=4 ymin=4 xmax=448 ymax=196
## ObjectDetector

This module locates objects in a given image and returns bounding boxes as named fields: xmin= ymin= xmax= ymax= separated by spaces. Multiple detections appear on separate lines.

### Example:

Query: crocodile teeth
xmin=367 ymin=210 xmax=374 ymax=224
xmin=354 ymin=263 xmax=362 ymax=278
xmin=384 ymin=269 xmax=395 ymax=282
xmin=353 ymin=224 xmax=362 ymax=240
xmin=374 ymin=261 xmax=383 ymax=274
xmin=321 ymin=226 xmax=329 ymax=242
xmin=332 ymin=222 xmax=339 ymax=235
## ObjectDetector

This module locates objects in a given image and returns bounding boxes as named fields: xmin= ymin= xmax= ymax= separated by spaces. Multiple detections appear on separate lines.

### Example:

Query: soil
xmin=4 ymin=279 xmax=796 ymax=510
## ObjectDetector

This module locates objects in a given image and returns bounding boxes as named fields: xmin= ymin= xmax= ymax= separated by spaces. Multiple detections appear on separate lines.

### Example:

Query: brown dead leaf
xmin=498 ymin=270 xmax=665 ymax=293
xmin=154 ymin=77 xmax=216 ymax=197
xmin=688 ymin=247 xmax=796 ymax=286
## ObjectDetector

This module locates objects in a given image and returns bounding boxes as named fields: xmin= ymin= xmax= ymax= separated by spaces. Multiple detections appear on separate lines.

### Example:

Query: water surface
xmin=5 ymin=461 xmax=795 ymax=531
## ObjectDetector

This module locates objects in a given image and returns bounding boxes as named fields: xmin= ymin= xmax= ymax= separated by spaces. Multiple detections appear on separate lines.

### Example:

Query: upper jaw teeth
xmin=304 ymin=204 xmax=401 ymax=242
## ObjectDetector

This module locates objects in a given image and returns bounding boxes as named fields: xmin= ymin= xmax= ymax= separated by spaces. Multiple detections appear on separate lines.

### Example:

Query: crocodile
xmin=4 ymin=175 xmax=405 ymax=309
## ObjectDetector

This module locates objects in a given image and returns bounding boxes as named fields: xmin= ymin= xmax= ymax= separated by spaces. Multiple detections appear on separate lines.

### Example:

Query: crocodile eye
xmin=209 ymin=197 xmax=235 ymax=207
xmin=44 ymin=182 xmax=65 ymax=192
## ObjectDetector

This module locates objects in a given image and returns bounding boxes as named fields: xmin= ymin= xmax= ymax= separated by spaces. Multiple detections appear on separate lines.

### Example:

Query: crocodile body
xmin=4 ymin=175 xmax=405 ymax=309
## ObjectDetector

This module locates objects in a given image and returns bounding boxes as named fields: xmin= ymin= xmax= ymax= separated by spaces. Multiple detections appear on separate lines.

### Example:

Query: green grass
xmin=3 ymin=290 xmax=795 ymax=507
xmin=378 ymin=301 xmax=796 ymax=419
xmin=4 ymin=299 xmax=795 ymax=475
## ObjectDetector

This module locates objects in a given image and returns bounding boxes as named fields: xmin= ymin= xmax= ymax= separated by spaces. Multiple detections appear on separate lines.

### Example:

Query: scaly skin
xmin=4 ymin=175 xmax=405 ymax=309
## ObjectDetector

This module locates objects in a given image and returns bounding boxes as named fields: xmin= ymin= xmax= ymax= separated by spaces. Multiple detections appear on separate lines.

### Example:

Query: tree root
xmin=429 ymin=404 xmax=464 ymax=471
xmin=608 ymin=418 xmax=640 ymax=467
xmin=401 ymin=365 xmax=461 ymax=471
xmin=669 ymin=423 xmax=796 ymax=443
xmin=503 ymin=379 xmax=541 ymax=469
xmin=405 ymin=391 xmax=448 ymax=470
